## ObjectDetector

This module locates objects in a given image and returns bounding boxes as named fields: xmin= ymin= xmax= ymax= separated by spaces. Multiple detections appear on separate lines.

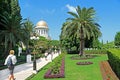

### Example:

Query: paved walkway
xmin=0 ymin=53 xmax=59 ymax=80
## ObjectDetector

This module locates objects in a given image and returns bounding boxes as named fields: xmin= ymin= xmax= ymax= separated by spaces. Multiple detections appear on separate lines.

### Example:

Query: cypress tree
xmin=0 ymin=0 xmax=22 ymax=21
xmin=10 ymin=0 xmax=22 ymax=20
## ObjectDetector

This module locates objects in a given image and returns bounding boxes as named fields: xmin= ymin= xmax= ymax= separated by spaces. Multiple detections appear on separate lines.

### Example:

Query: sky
xmin=19 ymin=0 xmax=120 ymax=43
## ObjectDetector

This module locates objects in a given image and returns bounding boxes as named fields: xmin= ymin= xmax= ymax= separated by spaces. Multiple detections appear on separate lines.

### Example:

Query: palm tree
xmin=0 ymin=11 xmax=23 ymax=55
xmin=66 ymin=6 xmax=101 ymax=56
xmin=21 ymin=19 xmax=34 ymax=50
xmin=60 ymin=22 xmax=80 ymax=52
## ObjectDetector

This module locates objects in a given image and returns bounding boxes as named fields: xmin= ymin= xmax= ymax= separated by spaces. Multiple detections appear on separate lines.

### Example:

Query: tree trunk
xmin=79 ymin=26 xmax=84 ymax=56
xmin=9 ymin=42 xmax=13 ymax=50
xmin=3 ymin=42 xmax=12 ymax=58
xmin=3 ymin=47 xmax=8 ymax=58
xmin=26 ymin=41 xmax=30 ymax=54
xmin=8 ymin=42 xmax=13 ymax=53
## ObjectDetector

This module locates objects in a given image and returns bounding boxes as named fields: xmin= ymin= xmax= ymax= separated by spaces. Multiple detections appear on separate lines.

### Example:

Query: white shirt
xmin=4 ymin=54 xmax=17 ymax=65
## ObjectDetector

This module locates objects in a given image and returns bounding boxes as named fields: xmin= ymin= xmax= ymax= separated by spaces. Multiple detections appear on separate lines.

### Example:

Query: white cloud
xmin=66 ymin=4 xmax=76 ymax=13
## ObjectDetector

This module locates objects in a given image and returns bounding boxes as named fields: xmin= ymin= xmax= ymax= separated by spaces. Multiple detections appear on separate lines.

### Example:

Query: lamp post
xmin=30 ymin=36 xmax=39 ymax=73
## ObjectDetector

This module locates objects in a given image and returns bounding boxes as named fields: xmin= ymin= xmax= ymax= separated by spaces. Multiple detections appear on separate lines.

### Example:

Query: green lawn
xmin=26 ymin=54 xmax=108 ymax=80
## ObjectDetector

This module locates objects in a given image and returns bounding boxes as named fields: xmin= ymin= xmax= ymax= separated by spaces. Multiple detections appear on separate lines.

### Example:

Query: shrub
xmin=71 ymin=55 xmax=94 ymax=60
xmin=85 ymin=49 xmax=107 ymax=54
xmin=107 ymin=49 xmax=120 ymax=78
xmin=44 ymin=53 xmax=65 ymax=78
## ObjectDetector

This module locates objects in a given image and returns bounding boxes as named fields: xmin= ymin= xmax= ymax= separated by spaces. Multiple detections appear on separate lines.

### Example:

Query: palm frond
xmin=67 ymin=12 xmax=78 ymax=18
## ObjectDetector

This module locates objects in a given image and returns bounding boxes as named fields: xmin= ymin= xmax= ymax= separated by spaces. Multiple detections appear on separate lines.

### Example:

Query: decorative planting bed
xmin=76 ymin=61 xmax=93 ymax=65
xmin=100 ymin=61 xmax=119 ymax=80
xmin=44 ymin=58 xmax=65 ymax=78
xmin=71 ymin=54 xmax=94 ymax=60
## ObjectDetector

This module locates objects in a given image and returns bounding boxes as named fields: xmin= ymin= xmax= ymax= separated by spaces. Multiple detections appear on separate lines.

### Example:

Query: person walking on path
xmin=4 ymin=50 xmax=17 ymax=80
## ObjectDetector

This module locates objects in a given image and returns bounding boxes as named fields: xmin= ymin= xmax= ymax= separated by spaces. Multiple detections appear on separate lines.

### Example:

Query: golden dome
xmin=36 ymin=20 xmax=48 ymax=28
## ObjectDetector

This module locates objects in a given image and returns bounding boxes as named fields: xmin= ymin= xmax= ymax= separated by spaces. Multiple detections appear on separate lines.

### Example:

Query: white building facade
xmin=35 ymin=20 xmax=50 ymax=39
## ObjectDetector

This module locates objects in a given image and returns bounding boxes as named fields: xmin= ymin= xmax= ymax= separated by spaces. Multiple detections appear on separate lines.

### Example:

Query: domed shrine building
xmin=35 ymin=20 xmax=50 ymax=39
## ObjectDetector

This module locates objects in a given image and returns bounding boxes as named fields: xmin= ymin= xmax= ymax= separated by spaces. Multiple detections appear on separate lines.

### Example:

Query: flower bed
xmin=44 ymin=58 xmax=65 ymax=78
xmin=100 ymin=61 xmax=119 ymax=80
xmin=76 ymin=61 xmax=93 ymax=65
xmin=71 ymin=55 xmax=94 ymax=60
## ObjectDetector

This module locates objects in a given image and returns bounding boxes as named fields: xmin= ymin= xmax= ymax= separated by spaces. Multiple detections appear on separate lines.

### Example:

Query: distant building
xmin=35 ymin=20 xmax=51 ymax=39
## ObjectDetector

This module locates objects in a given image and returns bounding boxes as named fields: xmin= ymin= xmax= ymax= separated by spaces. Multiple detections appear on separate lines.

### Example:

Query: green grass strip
xmin=26 ymin=54 xmax=108 ymax=80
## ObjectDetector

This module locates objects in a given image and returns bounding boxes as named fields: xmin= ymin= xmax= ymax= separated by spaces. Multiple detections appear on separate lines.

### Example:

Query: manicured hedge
xmin=107 ymin=49 xmax=120 ymax=78
xmin=85 ymin=49 xmax=107 ymax=54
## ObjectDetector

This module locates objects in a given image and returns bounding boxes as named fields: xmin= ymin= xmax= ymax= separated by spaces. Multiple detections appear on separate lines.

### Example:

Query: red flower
xmin=107 ymin=78 xmax=110 ymax=80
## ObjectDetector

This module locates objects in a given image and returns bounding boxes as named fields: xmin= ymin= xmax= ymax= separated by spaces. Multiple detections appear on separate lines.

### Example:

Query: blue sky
xmin=19 ymin=0 xmax=120 ymax=43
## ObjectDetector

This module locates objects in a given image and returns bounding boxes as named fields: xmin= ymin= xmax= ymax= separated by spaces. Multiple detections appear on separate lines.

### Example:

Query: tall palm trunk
xmin=3 ymin=42 xmax=13 ymax=57
xmin=8 ymin=42 xmax=13 ymax=54
xmin=26 ymin=40 xmax=30 ymax=54
xmin=79 ymin=26 xmax=84 ymax=56
xmin=9 ymin=42 xmax=13 ymax=50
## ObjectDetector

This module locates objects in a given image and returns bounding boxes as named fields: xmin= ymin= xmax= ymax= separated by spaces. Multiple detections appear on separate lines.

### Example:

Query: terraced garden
xmin=26 ymin=54 xmax=108 ymax=80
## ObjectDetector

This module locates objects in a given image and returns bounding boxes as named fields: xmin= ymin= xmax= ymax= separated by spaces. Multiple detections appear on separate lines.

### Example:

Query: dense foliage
xmin=107 ymin=49 xmax=120 ymax=78
xmin=60 ymin=6 xmax=101 ymax=55
xmin=102 ymin=41 xmax=115 ymax=49
xmin=22 ymin=19 xmax=34 ymax=49
xmin=44 ymin=53 xmax=65 ymax=78
xmin=114 ymin=32 xmax=120 ymax=47
xmin=0 ymin=0 xmax=35 ymax=58
xmin=0 ymin=0 xmax=23 ymax=57
xmin=50 ymin=53 xmax=65 ymax=74
xmin=85 ymin=49 xmax=107 ymax=54
xmin=29 ymin=36 xmax=60 ymax=58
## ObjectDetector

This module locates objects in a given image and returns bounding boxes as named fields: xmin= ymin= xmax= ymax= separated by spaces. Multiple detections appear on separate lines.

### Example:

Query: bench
xmin=100 ymin=61 xmax=119 ymax=80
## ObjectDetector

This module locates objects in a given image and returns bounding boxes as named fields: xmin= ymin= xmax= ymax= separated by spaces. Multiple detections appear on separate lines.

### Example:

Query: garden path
xmin=0 ymin=52 xmax=59 ymax=80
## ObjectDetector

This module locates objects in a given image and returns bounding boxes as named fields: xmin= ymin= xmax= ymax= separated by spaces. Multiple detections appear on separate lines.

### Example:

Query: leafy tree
xmin=29 ymin=36 xmax=48 ymax=54
xmin=0 ymin=12 xmax=23 ymax=55
xmin=92 ymin=39 xmax=101 ymax=48
xmin=0 ymin=0 xmax=22 ymax=31
xmin=0 ymin=0 xmax=22 ymax=56
xmin=3 ymin=0 xmax=22 ymax=20
xmin=63 ymin=6 xmax=101 ymax=56
xmin=114 ymin=32 xmax=120 ymax=47
xmin=60 ymin=22 xmax=80 ymax=53
xmin=22 ymin=19 xmax=34 ymax=50
xmin=0 ymin=0 xmax=8 ymax=30
xmin=39 ymin=36 xmax=48 ymax=41
xmin=49 ymin=40 xmax=60 ymax=48
xmin=0 ymin=0 xmax=21 ymax=28
xmin=85 ymin=37 xmax=93 ymax=48
xmin=102 ymin=41 xmax=115 ymax=49
xmin=10 ymin=0 xmax=21 ymax=17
